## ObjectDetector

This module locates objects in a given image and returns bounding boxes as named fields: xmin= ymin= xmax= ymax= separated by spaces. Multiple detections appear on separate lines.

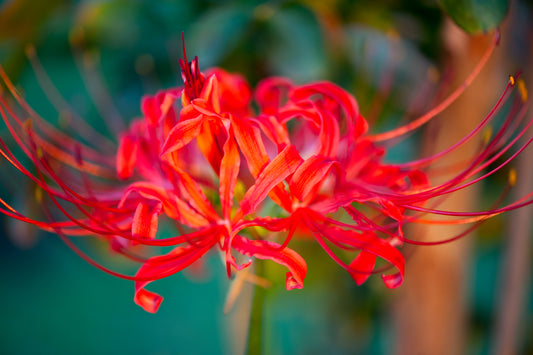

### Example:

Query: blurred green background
xmin=0 ymin=0 xmax=532 ymax=354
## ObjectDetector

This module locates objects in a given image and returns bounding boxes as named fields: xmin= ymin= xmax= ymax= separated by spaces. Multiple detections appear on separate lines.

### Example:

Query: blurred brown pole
xmin=491 ymin=17 xmax=533 ymax=354
xmin=492 ymin=122 xmax=533 ymax=355
xmin=393 ymin=20 xmax=504 ymax=355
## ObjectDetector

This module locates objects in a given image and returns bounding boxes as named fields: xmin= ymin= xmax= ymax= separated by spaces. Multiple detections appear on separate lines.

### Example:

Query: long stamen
xmin=71 ymin=39 xmax=127 ymax=134
xmin=368 ymin=30 xmax=500 ymax=142
xmin=0 ymin=66 xmax=117 ymax=173
xmin=24 ymin=46 xmax=117 ymax=151
xmin=397 ymin=77 xmax=515 ymax=169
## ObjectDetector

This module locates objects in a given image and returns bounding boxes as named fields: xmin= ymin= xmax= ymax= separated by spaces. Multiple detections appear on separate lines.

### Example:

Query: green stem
xmin=247 ymin=260 xmax=265 ymax=355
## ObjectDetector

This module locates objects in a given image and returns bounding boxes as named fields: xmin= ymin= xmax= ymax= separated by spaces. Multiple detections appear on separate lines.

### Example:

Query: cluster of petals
xmin=0 ymin=34 xmax=531 ymax=313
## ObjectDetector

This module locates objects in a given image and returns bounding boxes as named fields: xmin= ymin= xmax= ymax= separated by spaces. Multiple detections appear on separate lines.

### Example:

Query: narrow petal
xmin=116 ymin=134 xmax=138 ymax=179
xmin=256 ymin=114 xmax=290 ymax=150
xmin=231 ymin=114 xmax=269 ymax=178
xmin=160 ymin=115 xmax=204 ymax=157
xmin=232 ymin=114 xmax=293 ymax=210
xmin=196 ymin=119 xmax=225 ymax=173
xmin=175 ymin=168 xmax=219 ymax=222
xmin=239 ymin=145 xmax=303 ymax=215
xmin=198 ymin=74 xmax=221 ymax=114
xmin=219 ymin=129 xmax=240 ymax=219
xmin=316 ymin=108 xmax=339 ymax=158
xmin=141 ymin=95 xmax=160 ymax=126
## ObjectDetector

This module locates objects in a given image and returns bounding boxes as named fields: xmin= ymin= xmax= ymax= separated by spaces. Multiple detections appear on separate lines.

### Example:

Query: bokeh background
xmin=0 ymin=0 xmax=532 ymax=354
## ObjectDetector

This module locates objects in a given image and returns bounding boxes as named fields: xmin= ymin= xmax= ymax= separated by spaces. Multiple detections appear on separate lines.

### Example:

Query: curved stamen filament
xmin=368 ymin=31 xmax=500 ymax=142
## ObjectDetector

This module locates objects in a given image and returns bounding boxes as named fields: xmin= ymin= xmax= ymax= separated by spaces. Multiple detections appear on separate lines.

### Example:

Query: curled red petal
xmin=134 ymin=288 xmax=163 ymax=314
xmin=121 ymin=182 xmax=210 ymax=227
xmin=134 ymin=231 xmax=220 ymax=312
xmin=232 ymin=235 xmax=307 ymax=290
xmin=304 ymin=213 xmax=404 ymax=288
xmin=289 ymin=82 xmax=367 ymax=139
xmin=205 ymin=69 xmax=252 ymax=116
xmin=255 ymin=76 xmax=294 ymax=115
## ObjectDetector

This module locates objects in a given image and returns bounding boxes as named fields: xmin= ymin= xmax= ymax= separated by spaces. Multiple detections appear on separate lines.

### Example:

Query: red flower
xmin=0 ymin=33 xmax=531 ymax=313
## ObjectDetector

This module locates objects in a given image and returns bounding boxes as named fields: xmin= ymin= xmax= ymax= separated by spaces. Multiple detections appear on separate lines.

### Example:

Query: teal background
xmin=0 ymin=0 xmax=532 ymax=354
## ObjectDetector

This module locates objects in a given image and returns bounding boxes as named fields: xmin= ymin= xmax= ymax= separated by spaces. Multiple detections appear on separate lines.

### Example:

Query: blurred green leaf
xmin=438 ymin=0 xmax=509 ymax=33
xmin=187 ymin=5 xmax=254 ymax=68
xmin=264 ymin=6 xmax=326 ymax=82
xmin=76 ymin=1 xmax=147 ymax=48
xmin=344 ymin=25 xmax=433 ymax=126
xmin=0 ymin=0 xmax=66 ymax=40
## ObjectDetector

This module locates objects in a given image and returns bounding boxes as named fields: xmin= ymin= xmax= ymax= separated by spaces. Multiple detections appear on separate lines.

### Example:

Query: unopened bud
xmin=483 ymin=126 xmax=493 ymax=145
xmin=509 ymin=168 xmax=517 ymax=187
xmin=427 ymin=66 xmax=440 ymax=83
xmin=518 ymin=79 xmax=528 ymax=102
xmin=35 ymin=186 xmax=43 ymax=203
xmin=69 ymin=27 xmax=85 ymax=47
xmin=23 ymin=119 xmax=33 ymax=131
xmin=25 ymin=44 xmax=36 ymax=59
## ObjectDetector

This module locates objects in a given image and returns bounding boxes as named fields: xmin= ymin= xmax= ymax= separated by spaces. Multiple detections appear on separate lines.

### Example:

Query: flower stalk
xmin=247 ymin=260 xmax=266 ymax=355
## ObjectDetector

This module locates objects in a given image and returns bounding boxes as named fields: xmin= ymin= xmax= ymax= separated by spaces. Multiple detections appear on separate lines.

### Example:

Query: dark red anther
xmin=179 ymin=33 xmax=205 ymax=100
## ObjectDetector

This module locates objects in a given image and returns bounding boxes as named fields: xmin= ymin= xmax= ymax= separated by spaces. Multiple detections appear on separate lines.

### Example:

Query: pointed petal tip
xmin=348 ymin=251 xmax=377 ymax=285
xmin=286 ymin=274 xmax=304 ymax=290
xmin=381 ymin=272 xmax=403 ymax=289
xmin=350 ymin=270 xmax=372 ymax=286
xmin=134 ymin=288 xmax=163 ymax=313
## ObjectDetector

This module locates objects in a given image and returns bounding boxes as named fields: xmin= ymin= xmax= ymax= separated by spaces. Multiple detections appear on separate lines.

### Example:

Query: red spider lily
xmin=0 ymin=32 xmax=531 ymax=313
